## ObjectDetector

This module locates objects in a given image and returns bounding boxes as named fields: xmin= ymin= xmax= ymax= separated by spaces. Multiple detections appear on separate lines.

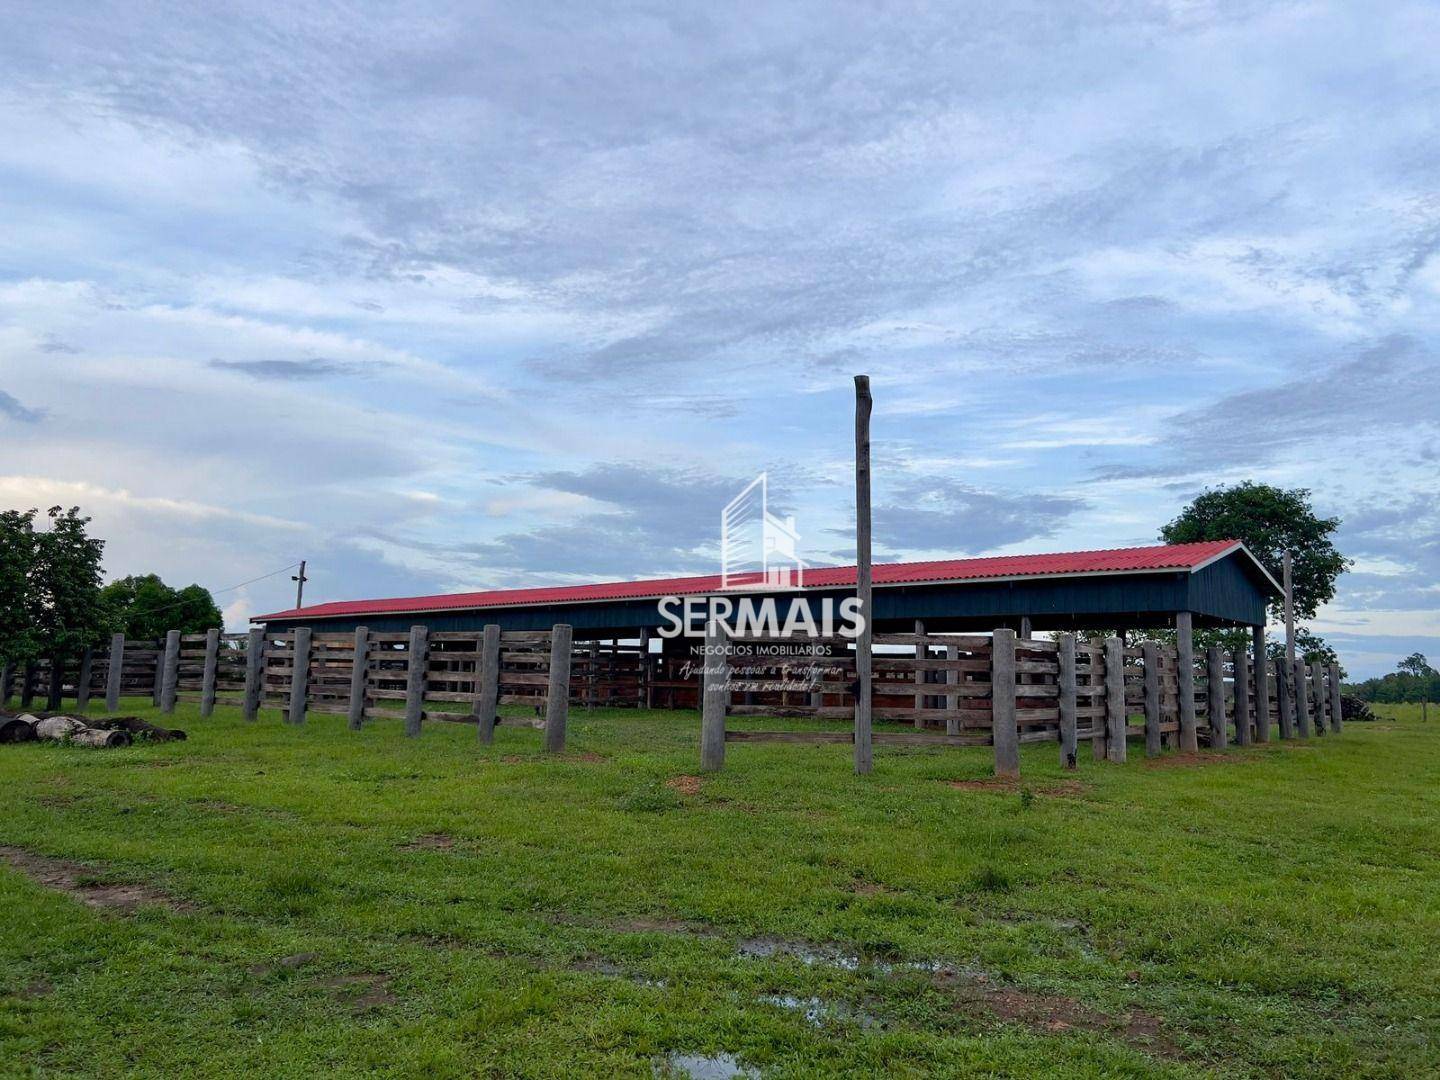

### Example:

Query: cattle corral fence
xmin=0 ymin=623 xmax=1344 ymax=775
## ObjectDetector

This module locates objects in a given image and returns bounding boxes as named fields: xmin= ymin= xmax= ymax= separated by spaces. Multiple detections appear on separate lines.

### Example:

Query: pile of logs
xmin=0 ymin=712 xmax=187 ymax=747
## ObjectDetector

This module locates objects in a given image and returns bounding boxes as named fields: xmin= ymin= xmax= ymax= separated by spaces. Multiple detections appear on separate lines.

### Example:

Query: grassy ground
xmin=0 ymin=700 xmax=1436 ymax=1078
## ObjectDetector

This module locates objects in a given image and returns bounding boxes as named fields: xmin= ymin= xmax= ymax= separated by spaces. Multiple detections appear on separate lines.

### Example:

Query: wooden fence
xmin=701 ymin=627 xmax=1345 ymax=776
xmin=2 ymin=624 xmax=1345 ymax=774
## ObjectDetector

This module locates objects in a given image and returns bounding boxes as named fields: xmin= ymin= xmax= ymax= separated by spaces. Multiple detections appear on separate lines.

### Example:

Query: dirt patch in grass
xmin=248 ymin=952 xmax=319 ymax=976
xmin=944 ymin=777 xmax=1090 ymax=797
xmin=847 ymin=878 xmax=895 ymax=897
xmin=665 ymin=775 xmax=703 ymax=796
xmin=315 ymin=972 xmax=396 ymax=1012
xmin=0 ymin=845 xmax=195 ymax=913
xmin=937 ymin=969 xmax=1177 ymax=1055
xmin=400 ymin=833 xmax=455 ymax=851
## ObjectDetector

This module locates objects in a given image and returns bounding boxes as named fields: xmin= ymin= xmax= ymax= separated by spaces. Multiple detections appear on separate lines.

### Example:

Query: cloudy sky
xmin=2 ymin=2 xmax=1437 ymax=677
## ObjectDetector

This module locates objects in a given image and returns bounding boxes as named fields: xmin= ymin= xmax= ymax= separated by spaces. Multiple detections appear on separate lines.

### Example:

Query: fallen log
xmin=33 ymin=716 xmax=87 ymax=741
xmin=87 ymin=716 xmax=187 ymax=741
xmin=69 ymin=727 xmax=133 ymax=748
xmin=0 ymin=717 xmax=36 ymax=743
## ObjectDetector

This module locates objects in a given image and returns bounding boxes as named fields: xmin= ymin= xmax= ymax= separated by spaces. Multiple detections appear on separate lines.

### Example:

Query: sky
xmin=1 ymin=1 xmax=1437 ymax=679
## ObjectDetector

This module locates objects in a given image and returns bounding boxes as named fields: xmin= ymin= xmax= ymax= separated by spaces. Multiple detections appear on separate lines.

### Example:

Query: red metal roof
xmin=255 ymin=540 xmax=1253 ymax=622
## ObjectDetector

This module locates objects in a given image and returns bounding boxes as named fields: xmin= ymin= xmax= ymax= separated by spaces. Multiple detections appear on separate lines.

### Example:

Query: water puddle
xmin=736 ymin=937 xmax=960 ymax=977
xmin=757 ymin=994 xmax=880 ymax=1029
xmin=654 ymin=1051 xmax=758 ymax=1079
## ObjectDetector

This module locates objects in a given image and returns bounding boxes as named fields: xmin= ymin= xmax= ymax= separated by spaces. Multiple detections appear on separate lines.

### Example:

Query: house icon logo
xmin=720 ymin=473 xmax=805 ymax=590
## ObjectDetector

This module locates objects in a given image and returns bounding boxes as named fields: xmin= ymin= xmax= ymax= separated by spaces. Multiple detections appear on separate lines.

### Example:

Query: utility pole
xmin=1282 ymin=551 xmax=1296 ymax=669
xmin=292 ymin=560 xmax=309 ymax=609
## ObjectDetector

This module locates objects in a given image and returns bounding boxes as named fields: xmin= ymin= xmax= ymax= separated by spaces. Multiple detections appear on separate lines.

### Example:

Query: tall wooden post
xmin=20 ymin=660 xmax=36 ymax=708
xmin=991 ymin=628 xmax=1019 ymax=777
xmin=1282 ymin=551 xmax=1296 ymax=669
xmin=474 ymin=624 xmax=501 ymax=743
xmin=913 ymin=619 xmax=926 ymax=729
xmin=403 ymin=625 xmax=428 ymax=737
xmin=1275 ymin=656 xmax=1294 ymax=739
xmin=0 ymin=661 xmax=12 ymax=709
xmin=945 ymin=643 xmax=960 ymax=735
xmin=853 ymin=374 xmax=873 ymax=775
xmin=160 ymin=630 xmax=181 ymax=714
xmin=347 ymin=626 xmax=370 ymax=730
xmin=639 ymin=627 xmax=652 ymax=709
xmin=1328 ymin=663 xmax=1343 ymax=733
xmin=76 ymin=647 xmax=94 ymax=711
xmin=288 ymin=627 xmax=312 ymax=725
xmin=242 ymin=628 xmax=265 ymax=721
xmin=1233 ymin=649 xmax=1251 ymax=746
xmin=1176 ymin=612 xmax=1197 ymax=752
xmin=104 ymin=633 xmax=124 ymax=712
xmin=1058 ymin=633 xmax=1077 ymax=770
xmin=1104 ymin=636 xmax=1126 ymax=763
xmin=1142 ymin=641 xmax=1161 ymax=757
xmin=1252 ymin=626 xmax=1270 ymax=743
xmin=700 ymin=620 xmax=727 ymax=771
xmin=1294 ymin=658 xmax=1311 ymax=737
xmin=1091 ymin=640 xmax=1107 ymax=762
xmin=46 ymin=656 xmax=63 ymax=711
xmin=199 ymin=628 xmax=220 ymax=718
xmin=1310 ymin=661 xmax=1327 ymax=737
xmin=1206 ymin=646 xmax=1226 ymax=748
xmin=544 ymin=624 xmax=573 ymax=752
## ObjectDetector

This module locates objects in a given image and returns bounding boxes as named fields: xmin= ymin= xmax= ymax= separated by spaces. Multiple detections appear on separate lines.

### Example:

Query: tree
xmin=1397 ymin=652 xmax=1436 ymax=678
xmin=0 ymin=509 xmax=40 ymax=665
xmin=1162 ymin=482 xmax=1350 ymax=669
xmin=32 ymin=507 xmax=110 ymax=663
xmin=1161 ymin=482 xmax=1349 ymax=622
xmin=101 ymin=574 xmax=223 ymax=640
xmin=1265 ymin=628 xmax=1343 ymax=677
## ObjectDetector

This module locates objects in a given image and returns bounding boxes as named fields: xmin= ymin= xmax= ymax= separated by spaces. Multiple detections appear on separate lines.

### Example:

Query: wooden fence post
xmin=150 ymin=646 xmax=163 ymax=707
xmin=474 ymin=624 xmax=501 ymax=744
xmin=1233 ymin=649 xmax=1251 ymax=746
xmin=76 ymin=647 xmax=94 ymax=712
xmin=243 ymin=627 xmax=265 ymax=721
xmin=20 ymin=661 xmax=36 ymax=708
xmin=1252 ymin=627 xmax=1271 ymax=743
xmin=853 ymin=374 xmax=873 ymax=775
xmin=1328 ymin=663 xmax=1343 ymax=733
xmin=1294 ymin=658 xmax=1311 ymax=737
xmin=347 ymin=626 xmax=370 ymax=730
xmin=200 ymin=628 xmax=220 ymax=718
xmin=288 ymin=626 xmax=312 ymax=725
xmin=1142 ymin=641 xmax=1161 ymax=757
xmin=1276 ymin=658 xmax=1294 ymax=739
xmin=991 ymin=628 xmax=1019 ymax=777
xmin=105 ymin=633 xmax=124 ymax=711
xmin=544 ymin=624 xmax=573 ymax=752
xmin=1104 ymin=636 xmax=1126 ymax=763
xmin=700 ymin=620 xmax=727 ymax=771
xmin=160 ymin=630 xmax=181 ymax=714
xmin=1058 ymin=633 xmax=1078 ymax=770
xmin=913 ymin=619 xmax=926 ymax=729
xmin=1089 ymin=641 xmax=1107 ymax=761
xmin=403 ymin=625 xmax=428 ymax=737
xmin=639 ymin=627 xmax=652 ymax=709
xmin=1310 ymin=661 xmax=1327 ymax=737
xmin=1206 ymin=646 xmax=1226 ymax=748
xmin=1175 ymin=613 xmax=1197 ymax=752
xmin=0 ymin=661 xmax=11 ymax=709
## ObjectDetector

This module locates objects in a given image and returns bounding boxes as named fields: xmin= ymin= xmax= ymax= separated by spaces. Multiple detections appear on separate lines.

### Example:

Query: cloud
xmin=0 ymin=390 xmax=44 ymax=423
xmin=207 ymin=358 xmax=368 ymax=380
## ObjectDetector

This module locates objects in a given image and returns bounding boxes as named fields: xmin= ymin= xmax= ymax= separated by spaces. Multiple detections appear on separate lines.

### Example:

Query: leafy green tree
xmin=1397 ymin=652 xmax=1436 ymax=678
xmin=1161 ymin=482 xmax=1350 ymax=670
xmin=31 ymin=507 xmax=110 ymax=664
xmin=0 ymin=508 xmax=40 ymax=664
xmin=1161 ymin=482 xmax=1349 ymax=621
xmin=1265 ymin=628 xmax=1343 ymax=677
xmin=101 ymin=574 xmax=223 ymax=640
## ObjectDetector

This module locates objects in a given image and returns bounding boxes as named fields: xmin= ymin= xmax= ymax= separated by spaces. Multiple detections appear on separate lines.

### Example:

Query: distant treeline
xmin=1347 ymin=664 xmax=1438 ymax=704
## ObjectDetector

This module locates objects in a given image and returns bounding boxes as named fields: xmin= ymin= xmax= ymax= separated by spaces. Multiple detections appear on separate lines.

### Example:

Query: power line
xmin=118 ymin=562 xmax=303 ymax=621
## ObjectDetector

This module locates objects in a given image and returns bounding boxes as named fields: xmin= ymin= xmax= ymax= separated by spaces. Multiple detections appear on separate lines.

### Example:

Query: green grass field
xmin=1 ymin=700 xmax=1437 ymax=1078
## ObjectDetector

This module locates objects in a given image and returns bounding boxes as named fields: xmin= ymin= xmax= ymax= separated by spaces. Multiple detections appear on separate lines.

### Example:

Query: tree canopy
xmin=1160 ymin=482 xmax=1349 ymax=622
xmin=101 ymin=574 xmax=223 ymax=641
xmin=1348 ymin=654 xmax=1439 ymax=704
xmin=0 ymin=506 xmax=109 ymax=663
